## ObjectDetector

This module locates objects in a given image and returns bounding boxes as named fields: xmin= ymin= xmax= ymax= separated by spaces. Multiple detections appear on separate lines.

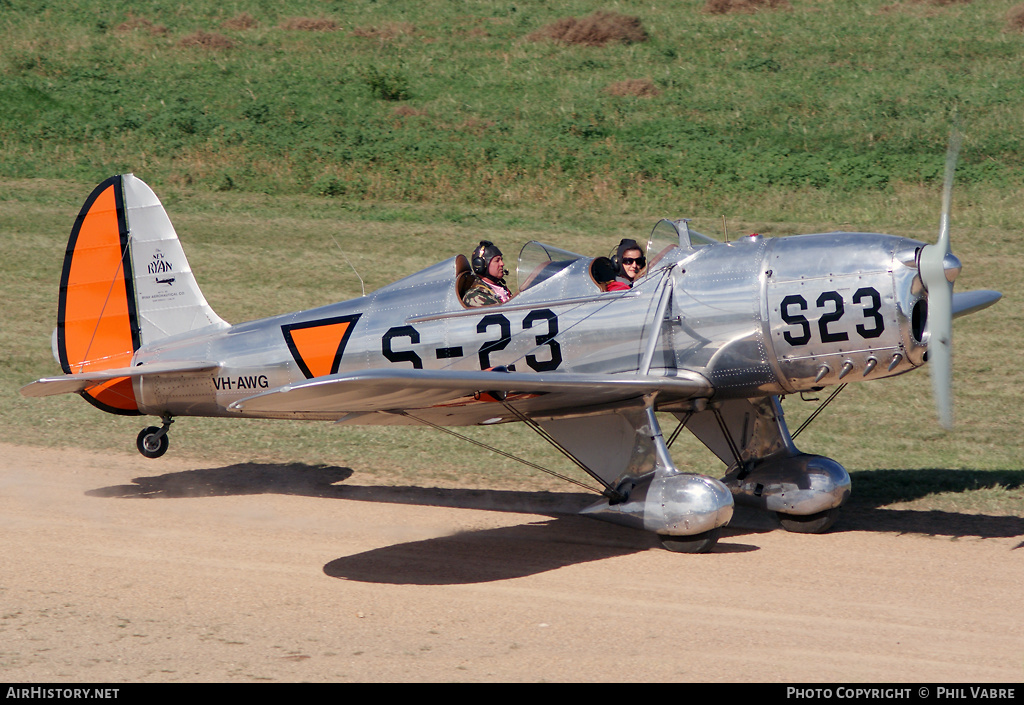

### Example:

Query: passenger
xmin=591 ymin=257 xmax=623 ymax=292
xmin=611 ymin=238 xmax=646 ymax=290
xmin=463 ymin=240 xmax=512 ymax=307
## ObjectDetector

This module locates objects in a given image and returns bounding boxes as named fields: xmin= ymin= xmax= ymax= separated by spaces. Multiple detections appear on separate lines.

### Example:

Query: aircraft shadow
xmin=87 ymin=462 xmax=358 ymax=500
xmin=324 ymin=517 xmax=664 ymax=585
xmin=86 ymin=463 xmax=1023 ymax=583
xmin=840 ymin=468 xmax=1024 ymax=541
xmin=87 ymin=462 xmax=603 ymax=518
xmin=86 ymin=461 xmax=759 ymax=582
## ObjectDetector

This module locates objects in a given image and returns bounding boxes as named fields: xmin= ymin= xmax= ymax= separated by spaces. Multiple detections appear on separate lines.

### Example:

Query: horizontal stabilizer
xmin=20 ymin=361 xmax=220 ymax=398
xmin=952 ymin=289 xmax=1001 ymax=319
xmin=228 ymin=368 xmax=712 ymax=416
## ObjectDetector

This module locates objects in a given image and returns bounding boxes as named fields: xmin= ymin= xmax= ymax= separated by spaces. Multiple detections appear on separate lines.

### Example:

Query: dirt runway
xmin=1 ymin=442 xmax=1021 ymax=682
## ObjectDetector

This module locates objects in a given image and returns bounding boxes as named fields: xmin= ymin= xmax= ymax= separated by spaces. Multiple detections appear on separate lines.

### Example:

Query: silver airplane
xmin=21 ymin=173 xmax=1001 ymax=553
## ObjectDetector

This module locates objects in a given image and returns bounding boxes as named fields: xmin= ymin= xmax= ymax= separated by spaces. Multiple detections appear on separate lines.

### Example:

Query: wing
xmin=20 ymin=361 xmax=220 ymax=397
xmin=228 ymin=368 xmax=713 ymax=425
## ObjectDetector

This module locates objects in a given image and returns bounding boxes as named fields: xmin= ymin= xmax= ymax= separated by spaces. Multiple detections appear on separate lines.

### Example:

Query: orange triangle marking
xmin=282 ymin=314 xmax=361 ymax=379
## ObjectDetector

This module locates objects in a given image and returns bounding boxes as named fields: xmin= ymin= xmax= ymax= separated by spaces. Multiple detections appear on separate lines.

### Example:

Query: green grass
xmin=1 ymin=0 xmax=1021 ymax=520
xmin=1 ymin=1 xmax=1023 ymax=209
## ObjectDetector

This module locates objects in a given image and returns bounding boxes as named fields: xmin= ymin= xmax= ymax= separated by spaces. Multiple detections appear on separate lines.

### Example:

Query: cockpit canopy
xmin=514 ymin=220 xmax=718 ymax=294
xmin=516 ymin=242 xmax=584 ymax=292
xmin=646 ymin=219 xmax=717 ymax=269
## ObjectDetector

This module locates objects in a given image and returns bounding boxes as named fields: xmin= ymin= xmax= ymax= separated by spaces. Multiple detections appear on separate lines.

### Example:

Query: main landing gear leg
xmin=136 ymin=415 xmax=174 ymax=459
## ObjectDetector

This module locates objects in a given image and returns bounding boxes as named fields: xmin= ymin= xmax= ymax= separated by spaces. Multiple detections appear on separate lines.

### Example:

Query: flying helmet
xmin=471 ymin=240 xmax=503 ymax=277
xmin=612 ymin=238 xmax=645 ymax=272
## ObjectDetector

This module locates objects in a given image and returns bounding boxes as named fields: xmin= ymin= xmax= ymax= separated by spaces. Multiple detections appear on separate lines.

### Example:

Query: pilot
xmin=463 ymin=240 xmax=512 ymax=307
xmin=611 ymin=238 xmax=646 ymax=289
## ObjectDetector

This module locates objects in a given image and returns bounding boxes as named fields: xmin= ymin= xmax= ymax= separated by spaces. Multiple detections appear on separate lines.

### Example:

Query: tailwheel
xmin=136 ymin=423 xmax=170 ymax=459
xmin=658 ymin=527 xmax=722 ymax=554
xmin=776 ymin=507 xmax=840 ymax=534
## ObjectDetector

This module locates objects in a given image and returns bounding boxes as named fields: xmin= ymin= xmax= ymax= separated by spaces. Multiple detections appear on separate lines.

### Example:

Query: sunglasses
xmin=621 ymin=257 xmax=646 ymax=266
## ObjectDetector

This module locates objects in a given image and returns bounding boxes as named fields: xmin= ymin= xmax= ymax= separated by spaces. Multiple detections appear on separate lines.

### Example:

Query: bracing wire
xmin=397 ymin=411 xmax=605 ymax=496
xmin=791 ymin=384 xmax=847 ymax=440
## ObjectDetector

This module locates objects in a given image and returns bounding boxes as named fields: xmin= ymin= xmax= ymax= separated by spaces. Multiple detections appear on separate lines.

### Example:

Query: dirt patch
xmin=222 ymin=13 xmax=259 ymax=31
xmin=878 ymin=0 xmax=972 ymax=12
xmin=1007 ymin=4 xmax=1024 ymax=31
xmin=605 ymin=79 xmax=661 ymax=98
xmin=351 ymin=22 xmax=417 ymax=41
xmin=392 ymin=105 xmax=429 ymax=119
xmin=113 ymin=15 xmax=169 ymax=36
xmin=704 ymin=0 xmax=792 ymax=14
xmin=279 ymin=18 xmax=340 ymax=32
xmin=527 ymin=12 xmax=648 ymax=47
xmin=178 ymin=31 xmax=234 ymax=50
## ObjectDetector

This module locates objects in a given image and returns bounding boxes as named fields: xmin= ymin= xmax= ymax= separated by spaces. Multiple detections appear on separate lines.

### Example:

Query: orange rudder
xmin=57 ymin=176 xmax=141 ymax=414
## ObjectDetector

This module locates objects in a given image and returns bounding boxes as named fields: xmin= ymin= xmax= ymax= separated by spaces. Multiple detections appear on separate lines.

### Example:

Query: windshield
xmin=516 ymin=241 xmax=584 ymax=292
xmin=647 ymin=219 xmax=682 ymax=270
xmin=688 ymin=226 xmax=718 ymax=247
xmin=647 ymin=219 xmax=717 ymax=267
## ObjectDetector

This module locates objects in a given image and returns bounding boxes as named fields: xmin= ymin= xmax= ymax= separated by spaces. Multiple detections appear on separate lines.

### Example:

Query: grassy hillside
xmin=2 ymin=0 xmax=1023 ymax=214
xmin=1 ymin=1 xmax=1021 ymax=516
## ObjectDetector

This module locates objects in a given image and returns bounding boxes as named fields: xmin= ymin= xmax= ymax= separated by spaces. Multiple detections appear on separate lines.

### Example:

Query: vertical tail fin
xmin=120 ymin=174 xmax=227 ymax=341
xmin=57 ymin=174 xmax=227 ymax=414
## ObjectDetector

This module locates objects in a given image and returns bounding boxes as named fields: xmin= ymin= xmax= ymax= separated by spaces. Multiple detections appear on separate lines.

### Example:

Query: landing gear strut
xmin=136 ymin=415 xmax=173 ymax=459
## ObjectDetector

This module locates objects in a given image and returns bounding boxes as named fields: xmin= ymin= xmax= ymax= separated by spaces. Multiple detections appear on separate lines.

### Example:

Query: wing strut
xmin=498 ymin=400 xmax=627 ymax=502
xmin=396 ymin=410 xmax=612 ymax=498
xmin=639 ymin=268 xmax=675 ymax=375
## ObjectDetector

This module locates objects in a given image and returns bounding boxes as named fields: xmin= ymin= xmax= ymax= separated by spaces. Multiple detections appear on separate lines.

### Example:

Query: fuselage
xmin=129 ymin=231 xmax=929 ymax=422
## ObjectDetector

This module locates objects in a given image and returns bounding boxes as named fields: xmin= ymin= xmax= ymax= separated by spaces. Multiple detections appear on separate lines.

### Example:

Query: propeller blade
xmin=918 ymin=127 xmax=962 ymax=430
xmin=920 ymin=251 xmax=953 ymax=428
